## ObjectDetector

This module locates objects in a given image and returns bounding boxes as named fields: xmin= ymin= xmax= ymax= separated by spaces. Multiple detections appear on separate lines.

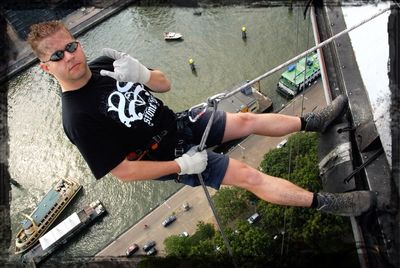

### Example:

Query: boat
xmin=22 ymin=200 xmax=106 ymax=264
xmin=15 ymin=178 xmax=82 ymax=255
xmin=218 ymin=84 xmax=273 ymax=114
xmin=276 ymin=52 xmax=321 ymax=98
xmin=164 ymin=32 xmax=183 ymax=40
xmin=212 ymin=84 xmax=273 ymax=154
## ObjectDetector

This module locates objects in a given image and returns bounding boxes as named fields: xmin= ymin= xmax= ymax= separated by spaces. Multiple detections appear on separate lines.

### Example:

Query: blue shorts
xmin=157 ymin=109 xmax=229 ymax=190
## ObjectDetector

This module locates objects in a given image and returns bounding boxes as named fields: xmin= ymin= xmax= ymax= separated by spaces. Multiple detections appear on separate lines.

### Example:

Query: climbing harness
xmin=174 ymin=110 xmax=190 ymax=157
xmin=126 ymin=130 xmax=169 ymax=161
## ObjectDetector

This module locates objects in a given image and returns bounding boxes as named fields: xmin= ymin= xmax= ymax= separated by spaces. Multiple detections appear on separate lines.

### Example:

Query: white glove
xmin=175 ymin=146 xmax=208 ymax=175
xmin=100 ymin=48 xmax=151 ymax=84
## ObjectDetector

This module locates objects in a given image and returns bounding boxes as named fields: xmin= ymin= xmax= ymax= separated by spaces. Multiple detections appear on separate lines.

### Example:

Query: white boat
xmin=22 ymin=200 xmax=106 ymax=264
xmin=164 ymin=32 xmax=183 ymax=40
xmin=15 ymin=178 xmax=82 ymax=254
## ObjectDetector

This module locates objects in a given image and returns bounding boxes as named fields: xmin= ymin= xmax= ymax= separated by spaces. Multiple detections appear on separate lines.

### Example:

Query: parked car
xmin=247 ymin=213 xmax=261 ymax=224
xmin=143 ymin=240 xmax=156 ymax=252
xmin=276 ymin=139 xmax=288 ymax=149
xmin=162 ymin=215 xmax=177 ymax=227
xmin=183 ymin=202 xmax=191 ymax=211
xmin=125 ymin=243 xmax=139 ymax=257
xmin=179 ymin=231 xmax=189 ymax=237
xmin=146 ymin=247 xmax=157 ymax=256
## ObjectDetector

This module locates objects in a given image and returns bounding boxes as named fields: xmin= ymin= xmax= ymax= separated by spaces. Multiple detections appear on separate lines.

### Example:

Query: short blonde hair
xmin=27 ymin=20 xmax=74 ymax=57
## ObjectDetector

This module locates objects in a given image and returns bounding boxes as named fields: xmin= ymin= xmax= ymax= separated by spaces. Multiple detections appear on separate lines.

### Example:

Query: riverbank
xmin=95 ymin=80 xmax=327 ymax=257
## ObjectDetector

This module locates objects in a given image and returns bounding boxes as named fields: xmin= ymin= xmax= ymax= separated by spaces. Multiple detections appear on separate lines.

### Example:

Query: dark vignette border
xmin=0 ymin=1 xmax=397 ymax=267
xmin=0 ymin=6 xmax=12 ymax=267
xmin=388 ymin=4 xmax=400 ymax=267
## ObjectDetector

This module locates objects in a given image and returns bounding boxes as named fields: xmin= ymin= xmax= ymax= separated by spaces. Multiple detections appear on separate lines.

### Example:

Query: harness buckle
xmin=174 ymin=147 xmax=185 ymax=157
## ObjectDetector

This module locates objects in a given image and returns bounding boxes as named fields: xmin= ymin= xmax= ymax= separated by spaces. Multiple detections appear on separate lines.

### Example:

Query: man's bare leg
xmin=220 ymin=158 xmax=376 ymax=216
xmin=221 ymin=158 xmax=313 ymax=207
xmin=222 ymin=113 xmax=301 ymax=143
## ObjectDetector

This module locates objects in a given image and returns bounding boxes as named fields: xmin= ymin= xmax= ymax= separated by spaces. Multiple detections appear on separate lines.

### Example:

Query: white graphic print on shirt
xmin=107 ymin=82 xmax=159 ymax=127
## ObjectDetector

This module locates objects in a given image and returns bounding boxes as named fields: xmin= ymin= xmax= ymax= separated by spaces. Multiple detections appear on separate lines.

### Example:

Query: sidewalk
xmin=96 ymin=81 xmax=327 ymax=257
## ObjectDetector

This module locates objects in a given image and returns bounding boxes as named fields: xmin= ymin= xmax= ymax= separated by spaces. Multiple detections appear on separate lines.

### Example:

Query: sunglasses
xmin=42 ymin=41 xmax=79 ymax=63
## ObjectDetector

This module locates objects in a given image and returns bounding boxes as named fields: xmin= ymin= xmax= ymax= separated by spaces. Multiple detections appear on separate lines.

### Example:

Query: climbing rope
xmin=189 ymin=6 xmax=390 ymax=267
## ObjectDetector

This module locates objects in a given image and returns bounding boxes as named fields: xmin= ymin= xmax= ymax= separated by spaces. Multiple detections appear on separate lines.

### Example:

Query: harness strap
xmin=126 ymin=130 xmax=169 ymax=161
xmin=174 ymin=111 xmax=189 ymax=157
xmin=126 ymin=110 xmax=194 ymax=162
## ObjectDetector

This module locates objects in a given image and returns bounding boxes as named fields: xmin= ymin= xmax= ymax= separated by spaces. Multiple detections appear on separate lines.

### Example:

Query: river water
xmin=7 ymin=6 xmax=313 ymax=259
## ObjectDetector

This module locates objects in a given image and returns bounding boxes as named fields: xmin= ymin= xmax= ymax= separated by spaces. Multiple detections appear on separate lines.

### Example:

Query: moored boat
xmin=22 ymin=200 xmax=106 ymax=264
xmin=276 ymin=52 xmax=321 ymax=98
xmin=15 ymin=178 xmax=82 ymax=254
xmin=164 ymin=32 xmax=183 ymax=40
xmin=218 ymin=84 xmax=273 ymax=114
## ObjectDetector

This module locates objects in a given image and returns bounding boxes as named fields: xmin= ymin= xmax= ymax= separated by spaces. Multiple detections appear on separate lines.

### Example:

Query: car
xmin=247 ymin=213 xmax=261 ymax=224
xmin=276 ymin=139 xmax=288 ymax=149
xmin=146 ymin=247 xmax=157 ymax=256
xmin=125 ymin=243 xmax=139 ymax=257
xmin=143 ymin=240 xmax=156 ymax=252
xmin=182 ymin=202 xmax=191 ymax=211
xmin=162 ymin=215 xmax=177 ymax=227
xmin=179 ymin=231 xmax=189 ymax=237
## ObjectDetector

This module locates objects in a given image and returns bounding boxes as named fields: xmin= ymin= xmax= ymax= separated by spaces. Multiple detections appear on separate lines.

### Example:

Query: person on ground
xmin=27 ymin=20 xmax=376 ymax=217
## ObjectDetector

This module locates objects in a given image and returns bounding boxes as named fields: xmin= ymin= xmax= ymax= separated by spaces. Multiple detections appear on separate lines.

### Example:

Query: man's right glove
xmin=100 ymin=48 xmax=151 ymax=84
xmin=174 ymin=146 xmax=208 ymax=175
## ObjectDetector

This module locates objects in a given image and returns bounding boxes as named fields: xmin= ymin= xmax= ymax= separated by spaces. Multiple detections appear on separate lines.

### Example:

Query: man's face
xmin=38 ymin=29 xmax=90 ymax=90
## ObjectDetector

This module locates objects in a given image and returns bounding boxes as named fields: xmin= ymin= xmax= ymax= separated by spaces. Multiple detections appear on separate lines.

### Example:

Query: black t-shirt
xmin=62 ymin=56 xmax=176 ymax=179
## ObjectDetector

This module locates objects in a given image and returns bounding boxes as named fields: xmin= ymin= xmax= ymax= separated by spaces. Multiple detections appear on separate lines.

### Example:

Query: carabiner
xmin=188 ymin=102 xmax=208 ymax=123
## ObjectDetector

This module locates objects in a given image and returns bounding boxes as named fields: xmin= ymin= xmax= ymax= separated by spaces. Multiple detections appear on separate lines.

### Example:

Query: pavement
xmin=96 ymin=80 xmax=328 ymax=258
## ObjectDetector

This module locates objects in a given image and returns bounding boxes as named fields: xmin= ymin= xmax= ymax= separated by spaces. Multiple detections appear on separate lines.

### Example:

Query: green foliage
xmin=164 ymin=235 xmax=191 ymax=257
xmin=190 ymin=221 xmax=215 ymax=243
xmin=260 ymin=132 xmax=319 ymax=187
xmin=212 ymin=187 xmax=251 ymax=225
xmin=164 ymin=221 xmax=217 ymax=257
xmin=229 ymin=221 xmax=272 ymax=257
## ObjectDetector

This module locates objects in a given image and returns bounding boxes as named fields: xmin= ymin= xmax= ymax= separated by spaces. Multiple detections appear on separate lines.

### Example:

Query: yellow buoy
xmin=188 ymin=58 xmax=195 ymax=71
xmin=241 ymin=26 xmax=247 ymax=39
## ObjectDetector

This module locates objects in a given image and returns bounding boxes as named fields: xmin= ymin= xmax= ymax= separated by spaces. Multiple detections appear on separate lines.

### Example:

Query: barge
xmin=218 ymin=84 xmax=273 ymax=113
xmin=22 ymin=200 xmax=106 ymax=264
xmin=15 ymin=178 xmax=82 ymax=254
xmin=276 ymin=52 xmax=321 ymax=98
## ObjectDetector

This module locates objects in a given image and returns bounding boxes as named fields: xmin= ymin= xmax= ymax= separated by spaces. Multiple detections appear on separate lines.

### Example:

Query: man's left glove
xmin=100 ymin=48 xmax=151 ymax=84
xmin=174 ymin=146 xmax=208 ymax=175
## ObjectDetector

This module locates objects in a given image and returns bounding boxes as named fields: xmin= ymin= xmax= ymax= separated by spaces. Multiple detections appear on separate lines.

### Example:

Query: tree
xmin=164 ymin=235 xmax=191 ymax=257
xmin=212 ymin=187 xmax=252 ymax=225
xmin=164 ymin=221 xmax=216 ymax=257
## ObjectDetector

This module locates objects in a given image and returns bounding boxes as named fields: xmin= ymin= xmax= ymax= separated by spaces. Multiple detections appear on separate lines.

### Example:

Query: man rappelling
xmin=27 ymin=20 xmax=376 ymax=217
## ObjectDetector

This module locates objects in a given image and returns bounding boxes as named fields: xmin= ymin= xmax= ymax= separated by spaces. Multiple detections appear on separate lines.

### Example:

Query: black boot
xmin=303 ymin=94 xmax=348 ymax=133
xmin=316 ymin=191 xmax=376 ymax=217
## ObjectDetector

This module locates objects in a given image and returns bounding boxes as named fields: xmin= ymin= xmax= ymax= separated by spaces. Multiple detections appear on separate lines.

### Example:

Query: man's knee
xmin=223 ymin=159 xmax=263 ymax=187
xmin=236 ymin=112 xmax=256 ymax=127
